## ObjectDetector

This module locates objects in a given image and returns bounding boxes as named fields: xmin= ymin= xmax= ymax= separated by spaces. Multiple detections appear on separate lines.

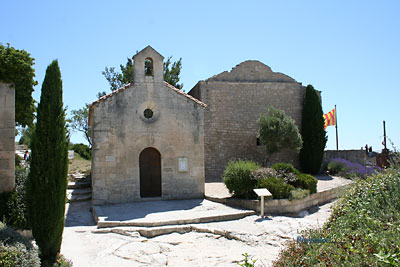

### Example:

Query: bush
xmin=250 ymin=168 xmax=277 ymax=180
xmin=326 ymin=160 xmax=345 ymax=175
xmin=6 ymin=167 xmax=30 ymax=230
xmin=274 ymin=168 xmax=400 ymax=266
xmin=257 ymin=177 xmax=295 ymax=199
xmin=41 ymin=254 xmax=73 ymax=267
xmin=327 ymin=158 xmax=381 ymax=179
xmin=223 ymin=160 xmax=260 ymax=199
xmin=289 ymin=188 xmax=310 ymax=201
xmin=271 ymin=163 xmax=300 ymax=185
xmin=0 ymin=222 xmax=40 ymax=267
xmin=271 ymin=163 xmax=301 ymax=175
xmin=294 ymin=173 xmax=318 ymax=194
xmin=0 ymin=191 xmax=12 ymax=222
xmin=70 ymin=143 xmax=91 ymax=160
xmin=258 ymin=106 xmax=303 ymax=156
xmin=15 ymin=154 xmax=23 ymax=167
xmin=0 ymin=167 xmax=30 ymax=230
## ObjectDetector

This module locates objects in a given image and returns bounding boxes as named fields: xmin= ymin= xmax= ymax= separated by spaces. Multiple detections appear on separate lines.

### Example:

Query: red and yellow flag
xmin=323 ymin=108 xmax=336 ymax=129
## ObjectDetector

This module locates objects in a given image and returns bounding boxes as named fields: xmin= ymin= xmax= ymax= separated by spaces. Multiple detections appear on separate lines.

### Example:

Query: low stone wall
xmin=322 ymin=150 xmax=371 ymax=169
xmin=206 ymin=184 xmax=351 ymax=215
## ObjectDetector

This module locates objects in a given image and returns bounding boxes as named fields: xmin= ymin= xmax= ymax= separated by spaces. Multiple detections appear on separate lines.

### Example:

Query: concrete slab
xmin=92 ymin=199 xmax=256 ymax=228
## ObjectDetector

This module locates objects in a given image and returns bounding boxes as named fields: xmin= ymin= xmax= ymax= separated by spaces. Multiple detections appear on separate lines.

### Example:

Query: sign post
xmin=253 ymin=188 xmax=272 ymax=217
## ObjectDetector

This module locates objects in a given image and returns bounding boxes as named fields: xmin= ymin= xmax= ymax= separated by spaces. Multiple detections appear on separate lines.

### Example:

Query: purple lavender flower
xmin=329 ymin=158 xmax=382 ymax=178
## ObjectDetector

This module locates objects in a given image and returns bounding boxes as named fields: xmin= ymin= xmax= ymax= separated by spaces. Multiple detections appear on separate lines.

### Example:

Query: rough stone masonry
xmin=89 ymin=46 xmax=206 ymax=205
xmin=0 ymin=82 xmax=15 ymax=192
xmin=189 ymin=61 xmax=306 ymax=181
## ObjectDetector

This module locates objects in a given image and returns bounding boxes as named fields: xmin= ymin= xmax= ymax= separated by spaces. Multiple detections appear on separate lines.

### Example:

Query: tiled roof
xmin=88 ymin=81 xmax=206 ymax=126
xmin=163 ymin=81 xmax=207 ymax=107
xmin=90 ymin=83 xmax=132 ymax=107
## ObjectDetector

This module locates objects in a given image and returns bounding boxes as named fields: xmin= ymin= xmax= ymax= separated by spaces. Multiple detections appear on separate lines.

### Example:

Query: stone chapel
xmin=90 ymin=46 xmax=307 ymax=204
xmin=89 ymin=46 xmax=206 ymax=205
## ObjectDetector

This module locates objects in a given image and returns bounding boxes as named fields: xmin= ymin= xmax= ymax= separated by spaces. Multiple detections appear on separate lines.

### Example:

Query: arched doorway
xmin=139 ymin=147 xmax=161 ymax=197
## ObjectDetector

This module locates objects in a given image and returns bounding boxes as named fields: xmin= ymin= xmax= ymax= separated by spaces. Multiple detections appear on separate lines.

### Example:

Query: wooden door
xmin=139 ymin=147 xmax=161 ymax=197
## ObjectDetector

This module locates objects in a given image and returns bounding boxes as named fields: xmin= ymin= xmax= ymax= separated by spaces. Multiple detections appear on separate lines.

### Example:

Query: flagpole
xmin=335 ymin=105 xmax=338 ymax=151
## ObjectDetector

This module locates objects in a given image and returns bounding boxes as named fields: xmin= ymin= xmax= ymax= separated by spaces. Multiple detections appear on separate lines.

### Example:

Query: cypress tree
xmin=27 ymin=60 xmax=68 ymax=264
xmin=299 ymin=85 xmax=327 ymax=174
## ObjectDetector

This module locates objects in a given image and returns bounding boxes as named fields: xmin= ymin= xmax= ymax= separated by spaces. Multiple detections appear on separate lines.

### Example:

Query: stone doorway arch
xmin=139 ymin=147 xmax=161 ymax=197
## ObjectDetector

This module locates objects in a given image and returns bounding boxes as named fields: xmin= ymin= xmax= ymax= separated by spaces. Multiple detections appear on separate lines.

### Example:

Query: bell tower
xmin=133 ymin=46 xmax=164 ymax=83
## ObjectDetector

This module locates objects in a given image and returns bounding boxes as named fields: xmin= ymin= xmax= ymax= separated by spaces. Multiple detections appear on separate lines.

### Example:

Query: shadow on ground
xmin=65 ymin=201 xmax=95 ymax=227
xmin=97 ymin=199 xmax=204 ymax=222
xmin=316 ymin=174 xmax=334 ymax=181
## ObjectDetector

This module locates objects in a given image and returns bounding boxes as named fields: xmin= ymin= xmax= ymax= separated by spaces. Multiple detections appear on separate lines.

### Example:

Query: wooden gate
xmin=139 ymin=147 xmax=161 ymax=197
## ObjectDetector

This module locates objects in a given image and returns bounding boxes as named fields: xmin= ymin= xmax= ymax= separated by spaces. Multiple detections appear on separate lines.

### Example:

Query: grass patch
xmin=273 ymin=168 xmax=400 ymax=266
xmin=68 ymin=153 xmax=91 ymax=176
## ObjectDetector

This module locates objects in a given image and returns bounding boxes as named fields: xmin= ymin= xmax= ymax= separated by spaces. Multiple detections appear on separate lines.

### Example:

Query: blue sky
xmin=2 ymin=0 xmax=399 ymax=151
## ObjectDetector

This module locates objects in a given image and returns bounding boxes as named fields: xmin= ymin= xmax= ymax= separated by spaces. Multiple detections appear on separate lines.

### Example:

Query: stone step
xmin=91 ymin=199 xmax=257 ymax=232
xmin=68 ymin=188 xmax=92 ymax=195
xmin=68 ymin=181 xmax=91 ymax=189
xmin=94 ymin=211 xmax=256 ymax=228
xmin=67 ymin=193 xmax=92 ymax=202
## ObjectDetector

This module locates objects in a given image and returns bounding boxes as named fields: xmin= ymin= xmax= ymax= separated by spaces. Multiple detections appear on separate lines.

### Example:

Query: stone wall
xmin=322 ymin=149 xmax=371 ymax=169
xmin=90 ymin=46 xmax=205 ymax=205
xmin=189 ymin=61 xmax=305 ymax=181
xmin=0 ymin=82 xmax=15 ymax=193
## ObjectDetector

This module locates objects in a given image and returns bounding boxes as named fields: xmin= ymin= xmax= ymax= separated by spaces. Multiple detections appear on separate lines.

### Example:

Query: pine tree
xmin=300 ymin=85 xmax=327 ymax=174
xmin=27 ymin=60 xmax=68 ymax=264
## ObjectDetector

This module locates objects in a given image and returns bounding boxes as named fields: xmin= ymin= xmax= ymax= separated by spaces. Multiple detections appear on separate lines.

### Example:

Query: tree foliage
xmin=18 ymin=124 xmax=36 ymax=148
xmin=0 ymin=43 xmax=37 ymax=127
xmin=102 ymin=57 xmax=134 ymax=92
xmin=299 ymin=85 xmax=327 ymax=174
xmin=68 ymin=103 xmax=91 ymax=147
xmin=101 ymin=55 xmax=183 ymax=95
xmin=163 ymin=56 xmax=183 ymax=89
xmin=258 ymin=106 xmax=303 ymax=156
xmin=26 ymin=60 xmax=68 ymax=265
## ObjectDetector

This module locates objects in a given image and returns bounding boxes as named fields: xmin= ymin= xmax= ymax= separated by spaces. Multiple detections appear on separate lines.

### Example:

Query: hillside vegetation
xmin=274 ymin=168 xmax=400 ymax=266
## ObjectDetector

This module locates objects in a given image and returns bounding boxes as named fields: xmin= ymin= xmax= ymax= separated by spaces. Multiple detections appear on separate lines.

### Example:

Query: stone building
xmin=0 ymin=82 xmax=15 ymax=193
xmin=89 ymin=46 xmax=206 ymax=205
xmin=188 ymin=61 xmax=306 ymax=181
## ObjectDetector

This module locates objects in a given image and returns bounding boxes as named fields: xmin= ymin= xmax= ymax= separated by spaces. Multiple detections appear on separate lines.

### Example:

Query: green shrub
xmin=70 ymin=143 xmax=91 ymax=160
xmin=257 ymin=177 xmax=295 ymax=199
xmin=289 ymin=188 xmax=310 ymax=201
xmin=6 ymin=167 xmax=30 ymax=230
xmin=0 ymin=191 xmax=12 ymax=222
xmin=250 ymin=168 xmax=277 ymax=180
xmin=51 ymin=254 xmax=73 ymax=267
xmin=0 ymin=167 xmax=30 ymax=230
xmin=271 ymin=163 xmax=301 ymax=175
xmin=294 ymin=173 xmax=318 ymax=194
xmin=327 ymin=160 xmax=346 ymax=175
xmin=237 ymin=253 xmax=256 ymax=266
xmin=0 ymin=222 xmax=40 ymax=267
xmin=223 ymin=160 xmax=260 ymax=199
xmin=271 ymin=163 xmax=300 ymax=185
xmin=274 ymin=168 xmax=400 ymax=266
xmin=15 ymin=154 xmax=23 ymax=167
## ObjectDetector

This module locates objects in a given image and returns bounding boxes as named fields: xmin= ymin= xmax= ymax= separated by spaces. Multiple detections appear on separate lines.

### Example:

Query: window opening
xmin=144 ymin=108 xmax=153 ymax=119
xmin=145 ymin=58 xmax=153 ymax=76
